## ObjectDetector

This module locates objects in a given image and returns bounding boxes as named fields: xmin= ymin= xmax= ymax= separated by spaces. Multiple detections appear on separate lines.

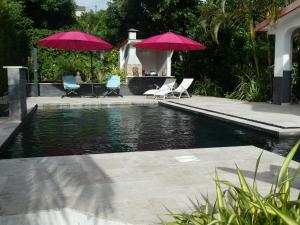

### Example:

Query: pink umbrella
xmin=134 ymin=31 xmax=206 ymax=50
xmin=37 ymin=31 xmax=112 ymax=50
xmin=37 ymin=31 xmax=113 ymax=95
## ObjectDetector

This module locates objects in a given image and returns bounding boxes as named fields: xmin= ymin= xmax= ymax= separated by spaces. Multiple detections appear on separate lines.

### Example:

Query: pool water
xmin=1 ymin=105 xmax=300 ymax=161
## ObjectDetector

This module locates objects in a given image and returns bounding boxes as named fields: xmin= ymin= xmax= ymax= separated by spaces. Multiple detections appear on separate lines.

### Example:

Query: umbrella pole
xmin=90 ymin=51 xmax=94 ymax=96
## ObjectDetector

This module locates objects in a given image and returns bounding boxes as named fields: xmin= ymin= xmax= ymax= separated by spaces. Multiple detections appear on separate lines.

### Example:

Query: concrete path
xmin=0 ymin=146 xmax=299 ymax=225
xmin=27 ymin=96 xmax=158 ymax=107
xmin=164 ymin=96 xmax=300 ymax=136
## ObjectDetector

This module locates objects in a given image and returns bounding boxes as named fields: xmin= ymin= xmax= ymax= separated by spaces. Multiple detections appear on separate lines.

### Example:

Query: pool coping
xmin=0 ymin=105 xmax=38 ymax=151
xmin=160 ymin=101 xmax=300 ymax=137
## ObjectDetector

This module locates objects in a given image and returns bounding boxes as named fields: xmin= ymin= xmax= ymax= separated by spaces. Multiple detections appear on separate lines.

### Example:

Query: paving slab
xmin=163 ymin=96 xmax=300 ymax=136
xmin=27 ymin=96 xmax=158 ymax=107
xmin=0 ymin=106 xmax=36 ymax=149
xmin=0 ymin=146 xmax=298 ymax=225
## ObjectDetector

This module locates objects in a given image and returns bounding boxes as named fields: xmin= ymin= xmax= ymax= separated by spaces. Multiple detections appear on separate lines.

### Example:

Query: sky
xmin=75 ymin=0 xmax=109 ymax=11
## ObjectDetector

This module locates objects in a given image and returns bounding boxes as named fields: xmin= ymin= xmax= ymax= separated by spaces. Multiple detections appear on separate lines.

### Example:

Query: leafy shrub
xmin=27 ymin=29 xmax=124 ymax=83
xmin=98 ymin=66 xmax=126 ymax=84
xmin=226 ymin=66 xmax=271 ymax=102
xmin=0 ymin=0 xmax=31 ymax=96
xmin=163 ymin=141 xmax=300 ymax=225
xmin=193 ymin=76 xmax=223 ymax=97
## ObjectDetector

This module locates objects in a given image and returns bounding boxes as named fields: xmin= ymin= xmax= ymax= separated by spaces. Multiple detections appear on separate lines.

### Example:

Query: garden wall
xmin=27 ymin=77 xmax=175 ymax=97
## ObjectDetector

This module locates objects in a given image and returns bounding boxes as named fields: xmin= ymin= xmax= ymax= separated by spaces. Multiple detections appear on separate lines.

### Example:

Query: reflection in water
xmin=2 ymin=105 xmax=300 ymax=161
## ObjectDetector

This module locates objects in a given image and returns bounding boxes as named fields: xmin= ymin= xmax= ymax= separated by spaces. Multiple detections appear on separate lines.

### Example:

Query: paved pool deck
xmin=0 ymin=146 xmax=299 ymax=225
xmin=161 ymin=96 xmax=300 ymax=137
xmin=0 ymin=96 xmax=300 ymax=224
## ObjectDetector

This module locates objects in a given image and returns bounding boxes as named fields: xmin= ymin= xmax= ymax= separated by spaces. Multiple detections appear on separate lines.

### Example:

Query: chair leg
xmin=63 ymin=89 xmax=80 ymax=97
xmin=183 ymin=90 xmax=190 ymax=98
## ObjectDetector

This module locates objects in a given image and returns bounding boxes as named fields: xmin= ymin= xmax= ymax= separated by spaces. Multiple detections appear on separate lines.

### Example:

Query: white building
xmin=75 ymin=6 xmax=86 ymax=17
xmin=256 ymin=0 xmax=300 ymax=104
xmin=118 ymin=29 xmax=173 ymax=78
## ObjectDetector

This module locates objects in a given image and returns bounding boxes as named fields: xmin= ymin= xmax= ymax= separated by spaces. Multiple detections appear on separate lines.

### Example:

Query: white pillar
xmin=167 ymin=51 xmax=173 ymax=76
xmin=274 ymin=30 xmax=292 ymax=77
xmin=273 ymin=28 xmax=293 ymax=103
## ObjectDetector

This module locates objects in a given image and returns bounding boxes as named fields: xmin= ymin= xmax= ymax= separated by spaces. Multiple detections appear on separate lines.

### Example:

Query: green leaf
xmin=278 ymin=140 xmax=300 ymax=185
xmin=215 ymin=170 xmax=224 ymax=209
xmin=253 ymin=151 xmax=263 ymax=188
xmin=267 ymin=204 xmax=299 ymax=225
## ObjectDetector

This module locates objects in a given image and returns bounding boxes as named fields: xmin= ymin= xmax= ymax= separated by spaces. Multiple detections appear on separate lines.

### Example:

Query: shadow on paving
xmin=248 ymin=101 xmax=300 ymax=117
xmin=217 ymin=164 xmax=300 ymax=189
xmin=0 ymin=155 xmax=114 ymax=225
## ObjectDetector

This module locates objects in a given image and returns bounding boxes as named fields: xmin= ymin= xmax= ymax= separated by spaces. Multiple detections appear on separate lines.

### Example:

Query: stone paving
xmin=164 ymin=96 xmax=300 ymax=136
xmin=27 ymin=96 xmax=158 ymax=107
xmin=0 ymin=146 xmax=299 ymax=225
xmin=1 ymin=96 xmax=300 ymax=224
xmin=0 ymin=106 xmax=36 ymax=149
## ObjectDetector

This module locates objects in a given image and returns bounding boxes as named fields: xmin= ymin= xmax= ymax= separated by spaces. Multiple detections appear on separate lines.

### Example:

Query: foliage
xmin=226 ymin=66 xmax=272 ymax=102
xmin=27 ymin=29 xmax=124 ymax=84
xmin=76 ymin=10 xmax=108 ymax=38
xmin=23 ymin=0 xmax=76 ymax=29
xmin=0 ymin=0 xmax=294 ymax=100
xmin=0 ymin=0 xmax=32 ymax=96
xmin=0 ymin=0 xmax=76 ymax=95
xmin=163 ymin=140 xmax=300 ymax=225
xmin=193 ymin=77 xmax=223 ymax=97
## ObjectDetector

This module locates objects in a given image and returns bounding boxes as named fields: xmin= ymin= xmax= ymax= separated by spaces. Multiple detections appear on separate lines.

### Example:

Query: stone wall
xmin=27 ymin=77 xmax=177 ymax=97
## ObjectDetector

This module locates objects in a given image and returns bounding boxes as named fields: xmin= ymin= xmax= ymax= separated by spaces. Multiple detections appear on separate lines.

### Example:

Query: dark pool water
xmin=2 ymin=105 xmax=300 ymax=161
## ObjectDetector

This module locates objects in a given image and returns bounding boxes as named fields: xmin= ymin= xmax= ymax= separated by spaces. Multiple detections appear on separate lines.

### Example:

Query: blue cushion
xmin=106 ymin=75 xmax=120 ymax=89
xmin=63 ymin=75 xmax=80 ymax=90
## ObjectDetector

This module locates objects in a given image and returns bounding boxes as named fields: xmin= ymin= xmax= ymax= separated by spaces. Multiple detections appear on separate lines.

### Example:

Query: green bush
xmin=0 ymin=0 xmax=31 ymax=96
xmin=226 ymin=66 xmax=271 ymax=102
xmin=98 ymin=66 xmax=126 ymax=84
xmin=27 ymin=29 xmax=124 ymax=83
xmin=163 ymin=141 xmax=300 ymax=225
xmin=193 ymin=76 xmax=223 ymax=97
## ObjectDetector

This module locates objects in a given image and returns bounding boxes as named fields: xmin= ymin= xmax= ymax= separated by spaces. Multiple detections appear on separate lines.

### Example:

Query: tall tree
xmin=97 ymin=0 xmax=202 ymax=44
xmin=23 ymin=0 xmax=76 ymax=29
xmin=0 ymin=0 xmax=32 ymax=95
xmin=199 ymin=0 xmax=290 ymax=76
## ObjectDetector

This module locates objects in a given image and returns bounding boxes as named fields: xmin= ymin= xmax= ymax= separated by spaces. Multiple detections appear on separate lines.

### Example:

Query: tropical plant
xmin=193 ymin=77 xmax=223 ymax=97
xmin=0 ymin=0 xmax=32 ymax=96
xmin=163 ymin=140 xmax=300 ymax=225
xmin=226 ymin=65 xmax=271 ymax=102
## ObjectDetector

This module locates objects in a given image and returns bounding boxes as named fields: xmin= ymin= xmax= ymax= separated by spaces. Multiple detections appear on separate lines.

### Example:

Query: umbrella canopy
xmin=134 ymin=32 xmax=207 ymax=51
xmin=37 ymin=31 xmax=112 ymax=50
xmin=37 ymin=31 xmax=113 ymax=96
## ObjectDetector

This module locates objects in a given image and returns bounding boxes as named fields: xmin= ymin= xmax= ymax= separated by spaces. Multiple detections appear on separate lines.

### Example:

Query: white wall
xmin=272 ymin=8 xmax=300 ymax=77
xmin=119 ymin=42 xmax=172 ymax=76
xmin=137 ymin=49 xmax=157 ymax=73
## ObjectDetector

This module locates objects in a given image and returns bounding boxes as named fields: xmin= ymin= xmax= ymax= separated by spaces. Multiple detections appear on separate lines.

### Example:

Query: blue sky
xmin=75 ymin=0 xmax=109 ymax=11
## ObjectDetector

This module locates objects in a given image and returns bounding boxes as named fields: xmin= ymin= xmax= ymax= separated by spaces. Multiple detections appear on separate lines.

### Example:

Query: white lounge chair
xmin=143 ymin=78 xmax=176 ymax=96
xmin=154 ymin=78 xmax=194 ymax=99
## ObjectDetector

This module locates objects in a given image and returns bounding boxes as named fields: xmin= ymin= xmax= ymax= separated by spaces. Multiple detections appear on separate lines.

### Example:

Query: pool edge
xmin=159 ymin=101 xmax=300 ymax=138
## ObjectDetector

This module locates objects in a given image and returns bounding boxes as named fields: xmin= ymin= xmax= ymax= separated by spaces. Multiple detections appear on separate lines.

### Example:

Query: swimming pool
xmin=1 ymin=105 xmax=299 ymax=161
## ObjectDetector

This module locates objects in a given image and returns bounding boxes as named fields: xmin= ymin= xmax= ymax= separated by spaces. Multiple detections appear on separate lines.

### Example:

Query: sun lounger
xmin=154 ymin=78 xmax=194 ymax=99
xmin=143 ymin=78 xmax=176 ymax=96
